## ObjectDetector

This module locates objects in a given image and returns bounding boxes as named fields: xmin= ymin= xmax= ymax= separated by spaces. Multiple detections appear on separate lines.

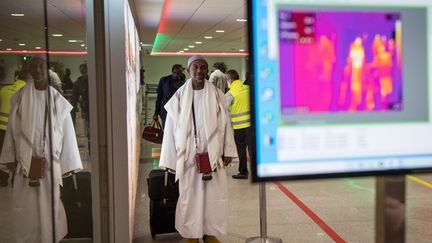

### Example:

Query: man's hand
xmin=223 ymin=157 xmax=232 ymax=166
xmin=62 ymin=171 xmax=74 ymax=177
xmin=6 ymin=162 xmax=17 ymax=172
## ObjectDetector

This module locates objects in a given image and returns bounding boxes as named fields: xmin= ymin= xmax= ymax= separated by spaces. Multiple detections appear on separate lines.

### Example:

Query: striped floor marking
xmin=274 ymin=182 xmax=346 ymax=243
xmin=407 ymin=175 xmax=432 ymax=189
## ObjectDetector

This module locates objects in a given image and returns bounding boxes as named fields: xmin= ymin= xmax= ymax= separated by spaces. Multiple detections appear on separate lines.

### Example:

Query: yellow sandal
xmin=203 ymin=235 xmax=221 ymax=243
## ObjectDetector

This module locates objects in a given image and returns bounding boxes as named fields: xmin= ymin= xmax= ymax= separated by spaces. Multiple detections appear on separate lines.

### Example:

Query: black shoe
xmin=202 ymin=173 xmax=213 ymax=181
xmin=232 ymin=173 xmax=248 ymax=179
xmin=0 ymin=180 xmax=7 ymax=187
xmin=0 ymin=171 xmax=8 ymax=187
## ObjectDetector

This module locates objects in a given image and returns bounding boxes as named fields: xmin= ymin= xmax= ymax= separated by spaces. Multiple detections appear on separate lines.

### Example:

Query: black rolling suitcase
xmin=61 ymin=171 xmax=93 ymax=238
xmin=147 ymin=169 xmax=179 ymax=238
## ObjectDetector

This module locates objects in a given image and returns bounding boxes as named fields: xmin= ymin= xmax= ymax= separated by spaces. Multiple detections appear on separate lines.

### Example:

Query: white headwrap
xmin=187 ymin=55 xmax=208 ymax=68
xmin=30 ymin=54 xmax=48 ymax=63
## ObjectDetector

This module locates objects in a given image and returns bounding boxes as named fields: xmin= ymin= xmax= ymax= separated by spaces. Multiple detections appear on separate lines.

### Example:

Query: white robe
xmin=159 ymin=80 xmax=237 ymax=239
xmin=0 ymin=84 xmax=83 ymax=243
xmin=209 ymin=69 xmax=228 ymax=93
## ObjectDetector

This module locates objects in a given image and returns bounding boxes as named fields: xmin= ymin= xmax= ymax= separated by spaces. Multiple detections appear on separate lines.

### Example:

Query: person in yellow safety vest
xmin=225 ymin=69 xmax=251 ymax=179
xmin=0 ymin=69 xmax=30 ymax=186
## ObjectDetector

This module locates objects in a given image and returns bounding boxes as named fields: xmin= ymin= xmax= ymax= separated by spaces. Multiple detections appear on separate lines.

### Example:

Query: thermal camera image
xmin=278 ymin=10 xmax=403 ymax=115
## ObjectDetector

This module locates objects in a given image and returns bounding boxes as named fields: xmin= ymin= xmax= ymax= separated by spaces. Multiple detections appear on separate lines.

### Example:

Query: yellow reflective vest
xmin=228 ymin=80 xmax=251 ymax=130
xmin=0 ymin=79 xmax=26 ymax=130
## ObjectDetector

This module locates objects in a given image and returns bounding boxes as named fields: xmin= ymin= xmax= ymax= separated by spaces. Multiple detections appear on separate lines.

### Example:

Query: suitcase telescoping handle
xmin=164 ymin=170 xmax=168 ymax=187
xmin=72 ymin=173 xmax=78 ymax=190
xmin=163 ymin=169 xmax=169 ymax=204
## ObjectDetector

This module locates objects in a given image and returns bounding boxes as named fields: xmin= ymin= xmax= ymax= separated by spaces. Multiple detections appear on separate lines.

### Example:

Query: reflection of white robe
xmin=160 ymin=81 xmax=237 ymax=239
xmin=0 ymin=85 xmax=82 ymax=243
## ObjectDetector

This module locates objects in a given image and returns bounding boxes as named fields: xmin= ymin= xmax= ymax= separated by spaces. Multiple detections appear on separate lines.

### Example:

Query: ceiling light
xmin=188 ymin=45 xmax=195 ymax=48
xmin=52 ymin=34 xmax=63 ymax=37
xmin=18 ymin=43 xmax=26 ymax=46
xmin=179 ymin=51 xmax=184 ymax=53
xmin=11 ymin=13 xmax=24 ymax=17
xmin=6 ymin=48 xmax=12 ymax=50
xmin=236 ymin=19 xmax=247 ymax=22
xmin=0 ymin=39 xmax=2 ymax=42
xmin=195 ymin=41 xmax=202 ymax=44
xmin=68 ymin=40 xmax=78 ymax=43
xmin=81 ymin=44 xmax=85 ymax=47
xmin=239 ymin=49 xmax=245 ymax=52
xmin=183 ymin=48 xmax=189 ymax=51
xmin=35 ymin=47 xmax=41 ymax=49
xmin=204 ymin=36 xmax=213 ymax=39
xmin=215 ymin=30 xmax=225 ymax=33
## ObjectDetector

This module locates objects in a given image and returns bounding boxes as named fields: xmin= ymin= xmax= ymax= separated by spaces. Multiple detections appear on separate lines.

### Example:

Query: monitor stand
xmin=246 ymin=182 xmax=282 ymax=243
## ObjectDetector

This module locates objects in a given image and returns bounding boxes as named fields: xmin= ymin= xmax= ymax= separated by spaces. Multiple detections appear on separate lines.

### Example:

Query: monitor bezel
xmin=247 ymin=1 xmax=432 ymax=182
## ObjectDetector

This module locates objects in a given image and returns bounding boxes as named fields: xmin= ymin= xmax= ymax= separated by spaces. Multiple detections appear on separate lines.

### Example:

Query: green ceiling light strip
xmin=150 ymin=0 xmax=171 ymax=54
xmin=151 ymin=33 xmax=171 ymax=53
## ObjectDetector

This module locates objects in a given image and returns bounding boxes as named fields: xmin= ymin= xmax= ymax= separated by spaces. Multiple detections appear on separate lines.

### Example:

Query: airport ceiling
xmin=0 ymin=0 xmax=87 ymax=52
xmin=0 ymin=0 xmax=248 ymax=55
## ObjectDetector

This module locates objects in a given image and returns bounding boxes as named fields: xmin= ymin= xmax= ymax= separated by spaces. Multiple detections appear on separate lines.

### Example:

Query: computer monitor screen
xmin=249 ymin=0 xmax=432 ymax=181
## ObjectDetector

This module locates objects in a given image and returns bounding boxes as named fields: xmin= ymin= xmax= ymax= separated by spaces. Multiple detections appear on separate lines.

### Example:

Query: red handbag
xmin=195 ymin=152 xmax=212 ymax=173
xmin=142 ymin=119 xmax=164 ymax=144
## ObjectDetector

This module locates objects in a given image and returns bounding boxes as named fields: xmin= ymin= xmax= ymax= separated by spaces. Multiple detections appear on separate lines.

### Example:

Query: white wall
xmin=141 ymin=54 xmax=248 ymax=85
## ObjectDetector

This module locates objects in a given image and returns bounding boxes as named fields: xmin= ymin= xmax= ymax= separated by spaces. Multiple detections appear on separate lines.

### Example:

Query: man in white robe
xmin=0 ymin=55 xmax=83 ymax=243
xmin=159 ymin=55 xmax=237 ymax=243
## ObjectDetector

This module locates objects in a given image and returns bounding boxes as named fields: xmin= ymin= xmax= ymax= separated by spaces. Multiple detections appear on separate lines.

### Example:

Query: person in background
xmin=48 ymin=64 xmax=63 ymax=94
xmin=208 ymin=62 xmax=228 ymax=93
xmin=159 ymin=55 xmax=237 ymax=243
xmin=225 ymin=69 xmax=251 ymax=179
xmin=140 ymin=66 xmax=145 ymax=85
xmin=14 ymin=70 xmax=20 ymax=81
xmin=70 ymin=63 xmax=89 ymax=135
xmin=61 ymin=68 xmax=74 ymax=92
xmin=0 ymin=54 xmax=82 ymax=243
xmin=0 ymin=69 xmax=31 ymax=186
xmin=243 ymin=71 xmax=251 ymax=86
xmin=0 ymin=66 xmax=7 ymax=84
xmin=154 ymin=64 xmax=185 ymax=127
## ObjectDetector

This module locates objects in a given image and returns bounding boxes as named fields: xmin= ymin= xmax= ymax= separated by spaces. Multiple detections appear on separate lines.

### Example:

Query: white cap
xmin=30 ymin=54 xmax=47 ymax=63
xmin=187 ymin=55 xmax=207 ymax=68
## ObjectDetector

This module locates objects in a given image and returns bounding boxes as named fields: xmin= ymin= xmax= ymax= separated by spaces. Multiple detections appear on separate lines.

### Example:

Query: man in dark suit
xmin=154 ymin=64 xmax=185 ymax=127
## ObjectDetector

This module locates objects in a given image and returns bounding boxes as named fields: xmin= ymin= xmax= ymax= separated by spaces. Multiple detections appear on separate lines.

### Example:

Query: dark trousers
xmin=234 ymin=127 xmax=251 ymax=175
xmin=0 ymin=129 xmax=9 ymax=184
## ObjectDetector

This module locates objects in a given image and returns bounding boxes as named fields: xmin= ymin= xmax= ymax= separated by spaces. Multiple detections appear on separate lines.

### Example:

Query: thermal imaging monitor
xmin=249 ymin=0 xmax=432 ymax=181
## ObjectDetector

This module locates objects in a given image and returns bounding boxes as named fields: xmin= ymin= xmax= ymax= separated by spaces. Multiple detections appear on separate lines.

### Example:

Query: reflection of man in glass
xmin=70 ymin=64 xmax=89 ymax=135
xmin=0 ymin=54 xmax=83 ymax=243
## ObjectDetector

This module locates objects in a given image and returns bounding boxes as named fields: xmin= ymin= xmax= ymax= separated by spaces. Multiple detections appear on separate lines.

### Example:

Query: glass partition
xmin=0 ymin=0 xmax=92 ymax=242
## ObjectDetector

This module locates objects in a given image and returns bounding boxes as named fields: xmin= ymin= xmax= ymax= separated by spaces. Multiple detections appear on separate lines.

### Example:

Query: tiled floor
xmin=1 ymin=136 xmax=431 ymax=242
xmin=133 ymin=141 xmax=432 ymax=243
